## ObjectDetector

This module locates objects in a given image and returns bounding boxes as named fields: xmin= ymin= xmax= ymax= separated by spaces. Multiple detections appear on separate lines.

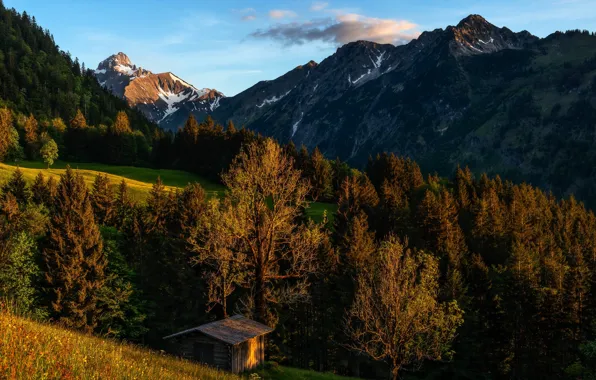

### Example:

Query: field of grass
xmin=15 ymin=160 xmax=225 ymax=193
xmin=0 ymin=310 xmax=354 ymax=380
xmin=0 ymin=309 xmax=238 ymax=380
xmin=0 ymin=161 xmax=336 ymax=222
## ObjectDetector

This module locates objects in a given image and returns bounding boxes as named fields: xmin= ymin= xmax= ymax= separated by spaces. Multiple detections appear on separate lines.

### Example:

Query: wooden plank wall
xmin=231 ymin=335 xmax=265 ymax=373
xmin=174 ymin=334 xmax=231 ymax=370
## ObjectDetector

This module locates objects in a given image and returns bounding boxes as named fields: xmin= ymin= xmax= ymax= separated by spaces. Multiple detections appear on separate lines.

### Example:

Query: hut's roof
xmin=163 ymin=315 xmax=274 ymax=345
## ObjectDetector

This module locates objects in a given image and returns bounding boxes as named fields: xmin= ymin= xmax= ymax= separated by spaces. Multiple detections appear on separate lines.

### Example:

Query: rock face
xmin=94 ymin=53 xmax=223 ymax=127
xmin=211 ymin=14 xmax=539 ymax=163
xmin=213 ymin=15 xmax=596 ymax=206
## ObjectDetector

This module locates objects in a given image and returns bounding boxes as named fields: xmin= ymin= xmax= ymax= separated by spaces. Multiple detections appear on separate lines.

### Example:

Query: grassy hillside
xmin=0 ymin=161 xmax=222 ymax=202
xmin=0 ymin=161 xmax=337 ymax=221
xmin=0 ymin=309 xmax=237 ymax=380
xmin=0 ymin=310 xmax=354 ymax=380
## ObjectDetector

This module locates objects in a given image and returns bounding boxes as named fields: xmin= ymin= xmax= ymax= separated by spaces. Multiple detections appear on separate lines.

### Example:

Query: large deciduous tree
xmin=191 ymin=139 xmax=325 ymax=325
xmin=346 ymin=236 xmax=464 ymax=379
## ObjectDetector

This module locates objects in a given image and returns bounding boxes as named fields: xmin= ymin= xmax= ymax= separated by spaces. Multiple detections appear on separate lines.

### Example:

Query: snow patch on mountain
xmin=256 ymin=90 xmax=292 ymax=108
xmin=292 ymin=112 xmax=304 ymax=137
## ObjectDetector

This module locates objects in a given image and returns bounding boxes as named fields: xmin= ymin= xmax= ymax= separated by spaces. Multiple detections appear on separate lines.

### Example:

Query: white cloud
xmin=242 ymin=15 xmax=257 ymax=21
xmin=310 ymin=2 xmax=329 ymax=11
xmin=269 ymin=9 xmax=298 ymax=19
xmin=251 ymin=12 xmax=419 ymax=46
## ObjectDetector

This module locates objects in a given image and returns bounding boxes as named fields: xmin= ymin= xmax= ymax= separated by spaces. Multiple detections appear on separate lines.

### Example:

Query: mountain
xmin=212 ymin=14 xmax=539 ymax=159
xmin=209 ymin=15 xmax=596 ymax=205
xmin=94 ymin=53 xmax=223 ymax=127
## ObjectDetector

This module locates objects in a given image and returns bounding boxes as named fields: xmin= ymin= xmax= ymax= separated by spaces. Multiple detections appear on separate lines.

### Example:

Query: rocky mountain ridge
xmin=94 ymin=53 xmax=223 ymax=125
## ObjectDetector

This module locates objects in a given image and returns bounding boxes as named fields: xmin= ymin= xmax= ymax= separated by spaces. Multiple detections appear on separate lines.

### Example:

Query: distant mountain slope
xmin=211 ymin=15 xmax=596 ymax=205
xmin=94 ymin=53 xmax=223 ymax=127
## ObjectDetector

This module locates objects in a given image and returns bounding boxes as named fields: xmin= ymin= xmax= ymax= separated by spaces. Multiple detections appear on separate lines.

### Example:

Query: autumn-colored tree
xmin=42 ymin=166 xmax=107 ymax=332
xmin=226 ymin=120 xmax=237 ymax=135
xmin=112 ymin=111 xmax=132 ymax=135
xmin=346 ymin=236 xmax=464 ymax=379
xmin=90 ymin=174 xmax=115 ymax=226
xmin=24 ymin=114 xmax=38 ymax=146
xmin=417 ymin=189 xmax=468 ymax=301
xmin=52 ymin=117 xmax=67 ymax=133
xmin=0 ymin=108 xmax=19 ymax=161
xmin=192 ymin=139 xmax=325 ymax=325
xmin=70 ymin=109 xmax=87 ymax=130
xmin=23 ymin=114 xmax=39 ymax=159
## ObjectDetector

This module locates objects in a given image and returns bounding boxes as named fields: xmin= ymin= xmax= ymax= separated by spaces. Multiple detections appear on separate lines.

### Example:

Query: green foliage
xmin=0 ymin=231 xmax=46 ymax=318
xmin=39 ymin=138 xmax=58 ymax=168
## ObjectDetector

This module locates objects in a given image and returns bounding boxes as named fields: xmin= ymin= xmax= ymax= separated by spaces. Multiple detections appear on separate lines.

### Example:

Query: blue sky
xmin=5 ymin=0 xmax=596 ymax=95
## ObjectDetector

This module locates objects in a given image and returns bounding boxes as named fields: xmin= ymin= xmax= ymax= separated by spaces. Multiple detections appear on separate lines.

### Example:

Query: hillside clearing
xmin=0 ymin=161 xmax=337 ymax=221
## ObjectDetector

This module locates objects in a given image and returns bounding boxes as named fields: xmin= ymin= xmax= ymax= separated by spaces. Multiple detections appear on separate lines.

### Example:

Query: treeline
xmin=1 ymin=140 xmax=596 ymax=378
xmin=152 ymin=114 xmax=351 ymax=202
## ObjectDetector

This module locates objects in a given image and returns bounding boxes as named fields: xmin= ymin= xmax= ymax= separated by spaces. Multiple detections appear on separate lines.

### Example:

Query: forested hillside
xmin=1 ymin=3 xmax=596 ymax=380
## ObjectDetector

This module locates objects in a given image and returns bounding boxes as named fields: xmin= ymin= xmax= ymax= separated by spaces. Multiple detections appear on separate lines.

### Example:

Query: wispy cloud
xmin=310 ymin=2 xmax=329 ymax=11
xmin=269 ymin=9 xmax=298 ymax=19
xmin=242 ymin=15 xmax=257 ymax=21
xmin=251 ymin=12 xmax=419 ymax=46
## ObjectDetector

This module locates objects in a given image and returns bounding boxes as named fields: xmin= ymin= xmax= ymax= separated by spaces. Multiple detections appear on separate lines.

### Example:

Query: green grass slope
xmin=0 ymin=161 xmax=337 ymax=221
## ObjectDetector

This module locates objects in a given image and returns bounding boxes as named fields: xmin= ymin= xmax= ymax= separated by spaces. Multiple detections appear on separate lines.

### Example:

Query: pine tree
xmin=310 ymin=147 xmax=333 ymax=201
xmin=2 ymin=168 xmax=30 ymax=204
xmin=90 ymin=174 xmax=115 ymax=226
xmin=42 ymin=166 xmax=107 ymax=332
xmin=31 ymin=172 xmax=54 ymax=206
xmin=226 ymin=120 xmax=237 ymax=135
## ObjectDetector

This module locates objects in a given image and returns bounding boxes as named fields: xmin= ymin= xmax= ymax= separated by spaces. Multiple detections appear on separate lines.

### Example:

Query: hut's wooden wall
xmin=174 ymin=334 xmax=230 ymax=370
xmin=231 ymin=335 xmax=265 ymax=373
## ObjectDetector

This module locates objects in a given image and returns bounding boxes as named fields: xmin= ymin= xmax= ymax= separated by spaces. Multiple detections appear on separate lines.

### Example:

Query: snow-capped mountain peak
xmin=94 ymin=53 xmax=224 ymax=127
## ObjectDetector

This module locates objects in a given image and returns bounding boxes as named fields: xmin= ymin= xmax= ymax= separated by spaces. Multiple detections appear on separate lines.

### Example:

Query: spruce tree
xmin=90 ymin=174 xmax=115 ymax=226
xmin=31 ymin=172 xmax=52 ymax=206
xmin=42 ymin=166 xmax=107 ymax=332
xmin=2 ymin=168 xmax=30 ymax=204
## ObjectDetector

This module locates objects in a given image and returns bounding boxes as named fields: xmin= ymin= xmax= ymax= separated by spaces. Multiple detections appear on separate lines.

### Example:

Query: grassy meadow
xmin=0 ymin=309 xmax=238 ymax=380
xmin=0 ymin=161 xmax=337 ymax=221
xmin=0 ymin=309 xmax=354 ymax=380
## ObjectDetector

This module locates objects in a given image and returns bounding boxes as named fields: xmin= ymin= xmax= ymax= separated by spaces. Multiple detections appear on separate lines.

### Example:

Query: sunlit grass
xmin=0 ymin=161 xmax=336 ymax=221
xmin=0 ymin=309 xmax=238 ymax=380
xmin=0 ymin=161 xmax=222 ymax=202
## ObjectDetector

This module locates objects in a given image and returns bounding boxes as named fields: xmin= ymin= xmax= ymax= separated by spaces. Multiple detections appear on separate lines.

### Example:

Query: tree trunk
xmin=255 ymin=265 xmax=266 ymax=324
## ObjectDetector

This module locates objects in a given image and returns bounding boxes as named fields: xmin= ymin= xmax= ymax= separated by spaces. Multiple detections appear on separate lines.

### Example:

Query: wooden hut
xmin=163 ymin=315 xmax=273 ymax=373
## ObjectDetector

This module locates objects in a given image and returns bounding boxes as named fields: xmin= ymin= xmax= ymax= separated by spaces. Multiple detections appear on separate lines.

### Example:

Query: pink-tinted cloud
xmin=251 ymin=12 xmax=419 ymax=46
xmin=269 ymin=9 xmax=298 ymax=19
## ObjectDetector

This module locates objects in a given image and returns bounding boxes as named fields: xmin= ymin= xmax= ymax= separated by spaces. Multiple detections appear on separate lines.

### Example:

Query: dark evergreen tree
xmin=42 ymin=166 xmax=107 ymax=332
